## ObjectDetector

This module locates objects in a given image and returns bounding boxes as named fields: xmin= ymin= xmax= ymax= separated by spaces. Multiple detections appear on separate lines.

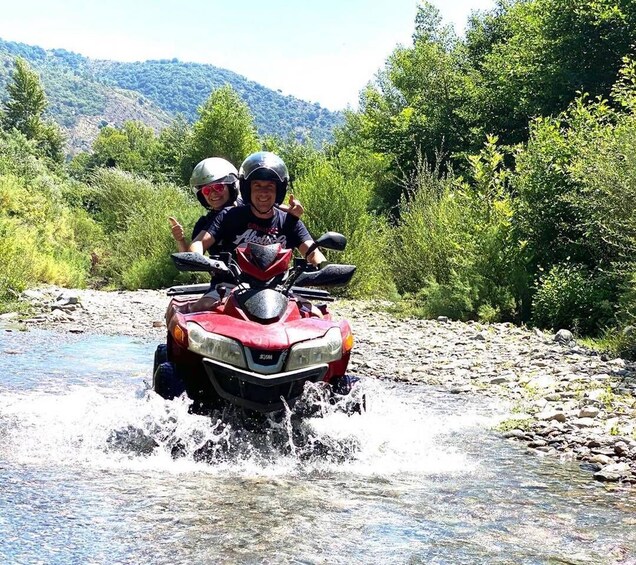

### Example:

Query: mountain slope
xmin=0 ymin=38 xmax=343 ymax=153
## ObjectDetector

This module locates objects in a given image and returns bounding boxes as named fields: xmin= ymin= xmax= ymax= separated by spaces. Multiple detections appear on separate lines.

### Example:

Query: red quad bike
xmin=152 ymin=232 xmax=361 ymax=418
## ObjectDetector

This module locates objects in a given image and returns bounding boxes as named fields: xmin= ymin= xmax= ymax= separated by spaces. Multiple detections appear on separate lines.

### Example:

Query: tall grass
xmin=0 ymin=172 xmax=95 ymax=304
xmin=390 ymin=150 xmax=518 ymax=322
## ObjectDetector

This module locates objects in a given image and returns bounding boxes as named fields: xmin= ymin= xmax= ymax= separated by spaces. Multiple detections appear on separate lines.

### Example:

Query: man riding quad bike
xmin=152 ymin=232 xmax=361 ymax=416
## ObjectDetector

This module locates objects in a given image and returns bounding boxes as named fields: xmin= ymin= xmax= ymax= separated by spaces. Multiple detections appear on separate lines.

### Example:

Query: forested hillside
xmin=0 ymin=38 xmax=342 ymax=152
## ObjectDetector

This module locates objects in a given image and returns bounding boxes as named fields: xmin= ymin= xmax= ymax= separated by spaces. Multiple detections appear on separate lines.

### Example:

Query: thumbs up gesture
xmin=285 ymin=193 xmax=304 ymax=218
xmin=168 ymin=217 xmax=185 ymax=242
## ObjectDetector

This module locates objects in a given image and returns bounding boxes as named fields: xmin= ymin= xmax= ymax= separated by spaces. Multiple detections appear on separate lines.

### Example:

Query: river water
xmin=1 ymin=329 xmax=635 ymax=564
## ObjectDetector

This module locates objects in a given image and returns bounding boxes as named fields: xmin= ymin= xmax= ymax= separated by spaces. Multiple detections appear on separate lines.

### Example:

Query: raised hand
xmin=285 ymin=193 xmax=304 ymax=218
xmin=168 ymin=216 xmax=185 ymax=242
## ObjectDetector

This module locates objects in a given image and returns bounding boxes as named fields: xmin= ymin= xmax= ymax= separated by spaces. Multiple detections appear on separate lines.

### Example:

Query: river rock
xmin=537 ymin=409 xmax=567 ymax=423
xmin=588 ymin=453 xmax=612 ymax=465
xmin=554 ymin=329 xmax=574 ymax=344
xmin=593 ymin=462 xmax=631 ymax=482
xmin=578 ymin=406 xmax=600 ymax=418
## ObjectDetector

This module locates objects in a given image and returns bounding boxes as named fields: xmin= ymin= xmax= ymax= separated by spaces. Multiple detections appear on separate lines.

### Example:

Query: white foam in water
xmin=0 ymin=375 xmax=491 ymax=479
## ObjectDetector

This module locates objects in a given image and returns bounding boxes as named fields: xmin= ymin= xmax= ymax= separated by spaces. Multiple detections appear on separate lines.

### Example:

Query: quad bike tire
xmin=330 ymin=375 xmax=366 ymax=414
xmin=153 ymin=361 xmax=186 ymax=400
xmin=153 ymin=344 xmax=168 ymax=374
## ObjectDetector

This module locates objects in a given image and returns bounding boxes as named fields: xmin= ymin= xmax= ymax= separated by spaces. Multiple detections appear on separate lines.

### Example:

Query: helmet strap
xmin=250 ymin=202 xmax=275 ymax=217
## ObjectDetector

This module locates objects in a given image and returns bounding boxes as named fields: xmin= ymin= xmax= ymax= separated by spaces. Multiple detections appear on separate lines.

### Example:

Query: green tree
xmin=154 ymin=115 xmax=192 ymax=184
xmin=184 ymin=84 xmax=260 ymax=180
xmin=1 ymin=57 xmax=64 ymax=162
xmin=91 ymin=121 xmax=160 ymax=174
xmin=464 ymin=0 xmax=636 ymax=146
xmin=336 ymin=2 xmax=467 ymax=213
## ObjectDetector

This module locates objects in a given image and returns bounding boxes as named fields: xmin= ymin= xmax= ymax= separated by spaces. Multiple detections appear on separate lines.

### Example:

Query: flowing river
xmin=1 ymin=329 xmax=635 ymax=564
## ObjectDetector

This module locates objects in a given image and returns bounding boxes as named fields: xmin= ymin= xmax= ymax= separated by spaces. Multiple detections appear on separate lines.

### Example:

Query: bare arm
xmin=299 ymin=240 xmax=326 ymax=267
xmin=189 ymin=231 xmax=216 ymax=255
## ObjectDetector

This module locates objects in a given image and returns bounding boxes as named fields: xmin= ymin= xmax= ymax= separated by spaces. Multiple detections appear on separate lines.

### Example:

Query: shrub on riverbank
xmin=0 ymin=169 xmax=96 ymax=307
xmin=389 ymin=141 xmax=518 ymax=322
xmin=292 ymin=152 xmax=396 ymax=299
xmin=86 ymin=168 xmax=201 ymax=289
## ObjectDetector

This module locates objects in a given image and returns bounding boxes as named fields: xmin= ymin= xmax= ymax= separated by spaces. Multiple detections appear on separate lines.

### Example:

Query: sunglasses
xmin=201 ymin=183 xmax=228 ymax=197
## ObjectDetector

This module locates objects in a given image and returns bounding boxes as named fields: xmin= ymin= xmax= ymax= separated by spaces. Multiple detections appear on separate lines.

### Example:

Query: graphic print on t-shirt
xmin=232 ymin=222 xmax=287 ymax=247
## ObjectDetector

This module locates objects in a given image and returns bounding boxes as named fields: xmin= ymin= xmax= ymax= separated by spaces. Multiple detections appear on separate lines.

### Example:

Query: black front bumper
xmin=202 ymin=358 xmax=329 ymax=413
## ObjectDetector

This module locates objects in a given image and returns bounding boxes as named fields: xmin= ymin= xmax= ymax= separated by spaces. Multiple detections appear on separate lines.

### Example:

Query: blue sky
xmin=0 ymin=0 xmax=494 ymax=110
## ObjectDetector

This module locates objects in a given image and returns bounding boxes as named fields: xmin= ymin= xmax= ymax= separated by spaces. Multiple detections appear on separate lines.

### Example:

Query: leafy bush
xmin=292 ymin=153 xmax=396 ymax=298
xmin=0 ymin=172 xmax=95 ymax=296
xmin=532 ymin=263 xmax=614 ymax=334
xmin=88 ymin=168 xmax=202 ymax=288
xmin=0 ymin=216 xmax=38 ymax=302
xmin=391 ymin=141 xmax=518 ymax=321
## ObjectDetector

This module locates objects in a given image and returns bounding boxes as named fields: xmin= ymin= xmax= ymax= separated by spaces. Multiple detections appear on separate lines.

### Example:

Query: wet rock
xmin=528 ymin=439 xmax=547 ymax=448
xmin=502 ymin=429 xmax=528 ymax=440
xmin=450 ymin=385 xmax=472 ymax=394
xmin=593 ymin=462 xmax=631 ymax=482
xmin=580 ymin=462 xmax=602 ymax=473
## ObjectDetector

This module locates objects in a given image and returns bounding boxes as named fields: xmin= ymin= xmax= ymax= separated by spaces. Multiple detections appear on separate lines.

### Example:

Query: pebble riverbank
xmin=2 ymin=285 xmax=636 ymax=485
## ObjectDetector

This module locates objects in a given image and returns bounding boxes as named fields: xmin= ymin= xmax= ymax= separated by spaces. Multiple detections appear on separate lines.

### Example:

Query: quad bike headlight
xmin=186 ymin=322 xmax=247 ymax=368
xmin=286 ymin=327 xmax=343 ymax=371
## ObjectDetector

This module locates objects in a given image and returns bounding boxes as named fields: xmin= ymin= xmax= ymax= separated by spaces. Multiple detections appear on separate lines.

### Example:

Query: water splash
xmin=0 ymin=373 xmax=490 ymax=479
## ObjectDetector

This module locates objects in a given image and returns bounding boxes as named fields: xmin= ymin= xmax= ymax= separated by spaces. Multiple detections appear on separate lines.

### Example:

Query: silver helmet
xmin=189 ymin=157 xmax=239 ymax=207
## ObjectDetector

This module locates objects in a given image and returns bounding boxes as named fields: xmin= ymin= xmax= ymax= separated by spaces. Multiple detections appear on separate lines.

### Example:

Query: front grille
xmin=202 ymin=358 xmax=328 ymax=412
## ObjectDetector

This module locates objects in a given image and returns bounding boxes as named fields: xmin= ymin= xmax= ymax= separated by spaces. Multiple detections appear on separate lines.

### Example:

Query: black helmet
xmin=238 ymin=151 xmax=289 ymax=205
xmin=189 ymin=157 xmax=239 ymax=208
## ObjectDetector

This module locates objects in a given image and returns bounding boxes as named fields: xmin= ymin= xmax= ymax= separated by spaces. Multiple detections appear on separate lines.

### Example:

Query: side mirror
xmin=304 ymin=232 xmax=347 ymax=258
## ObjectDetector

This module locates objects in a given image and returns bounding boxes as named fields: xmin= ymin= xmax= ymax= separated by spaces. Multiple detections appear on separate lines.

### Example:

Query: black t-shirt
xmin=191 ymin=210 xmax=219 ymax=241
xmin=207 ymin=206 xmax=311 ymax=252
xmin=191 ymin=207 xmax=231 ymax=255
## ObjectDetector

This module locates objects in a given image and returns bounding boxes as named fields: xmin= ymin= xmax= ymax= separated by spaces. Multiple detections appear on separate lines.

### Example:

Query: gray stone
xmin=578 ymin=406 xmax=600 ymax=419
xmin=502 ymin=429 xmax=527 ymax=439
xmin=0 ymin=312 xmax=19 ymax=321
xmin=489 ymin=376 xmax=509 ymax=385
xmin=572 ymin=417 xmax=598 ymax=428
xmin=554 ymin=329 xmax=573 ymax=344
xmin=537 ymin=410 xmax=567 ymax=423
xmin=593 ymin=462 xmax=631 ymax=482
xmin=588 ymin=453 xmax=612 ymax=465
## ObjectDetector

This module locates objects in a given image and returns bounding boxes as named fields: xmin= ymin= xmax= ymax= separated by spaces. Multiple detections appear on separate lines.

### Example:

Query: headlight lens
xmin=186 ymin=322 xmax=246 ymax=368
xmin=286 ymin=327 xmax=343 ymax=371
